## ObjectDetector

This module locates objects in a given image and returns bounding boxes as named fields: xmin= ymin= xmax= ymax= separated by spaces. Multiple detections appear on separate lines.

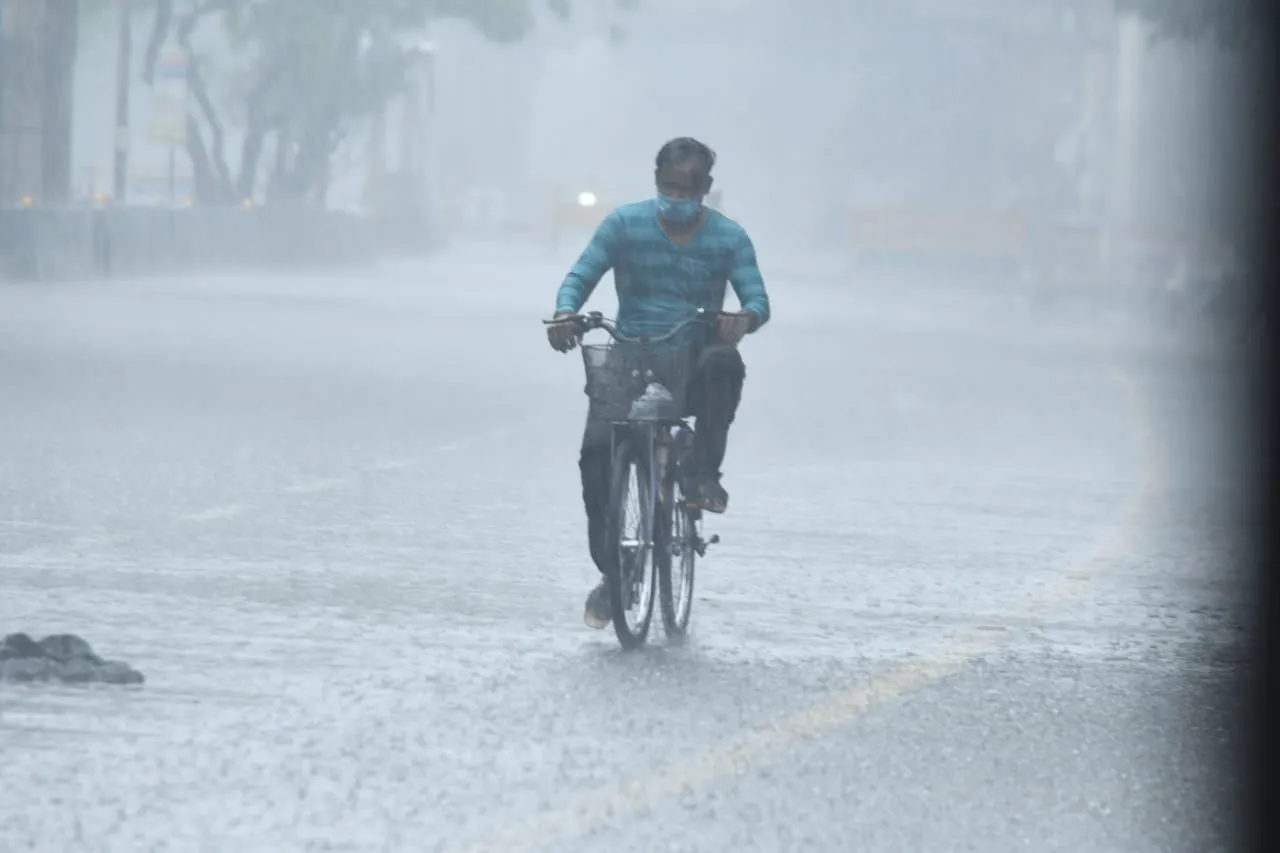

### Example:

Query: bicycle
xmin=549 ymin=309 xmax=722 ymax=649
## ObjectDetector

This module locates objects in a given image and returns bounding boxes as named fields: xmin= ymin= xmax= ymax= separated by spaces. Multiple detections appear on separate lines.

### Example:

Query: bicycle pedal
xmin=694 ymin=534 xmax=719 ymax=558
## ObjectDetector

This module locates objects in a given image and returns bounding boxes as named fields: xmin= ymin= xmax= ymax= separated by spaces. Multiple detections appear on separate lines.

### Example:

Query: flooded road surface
xmin=0 ymin=243 xmax=1249 ymax=852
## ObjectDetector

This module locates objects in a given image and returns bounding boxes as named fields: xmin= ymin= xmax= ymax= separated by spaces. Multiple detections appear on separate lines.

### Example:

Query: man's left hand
xmin=715 ymin=311 xmax=754 ymax=346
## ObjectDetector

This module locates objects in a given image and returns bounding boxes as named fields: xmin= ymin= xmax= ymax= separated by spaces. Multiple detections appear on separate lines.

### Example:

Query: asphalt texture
xmin=0 ymin=242 xmax=1253 ymax=852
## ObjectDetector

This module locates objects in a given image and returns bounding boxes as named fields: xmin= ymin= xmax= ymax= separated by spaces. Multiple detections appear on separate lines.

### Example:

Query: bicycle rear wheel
xmin=606 ymin=434 xmax=657 ymax=649
xmin=657 ymin=477 xmax=697 ymax=641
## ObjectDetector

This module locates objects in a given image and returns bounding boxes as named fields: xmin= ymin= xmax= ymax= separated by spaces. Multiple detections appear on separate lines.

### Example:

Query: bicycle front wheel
xmin=606 ymin=434 xmax=657 ymax=649
xmin=657 ymin=477 xmax=697 ymax=641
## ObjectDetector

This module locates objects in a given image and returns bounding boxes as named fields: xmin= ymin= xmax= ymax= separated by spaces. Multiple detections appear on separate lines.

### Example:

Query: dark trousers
xmin=578 ymin=345 xmax=746 ymax=575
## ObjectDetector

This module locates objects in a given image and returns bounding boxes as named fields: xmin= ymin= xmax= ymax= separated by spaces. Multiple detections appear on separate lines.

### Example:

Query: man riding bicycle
xmin=544 ymin=137 xmax=772 ymax=629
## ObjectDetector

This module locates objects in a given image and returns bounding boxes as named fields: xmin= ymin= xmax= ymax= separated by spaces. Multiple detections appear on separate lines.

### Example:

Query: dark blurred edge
xmin=0 ymin=207 xmax=432 ymax=283
xmin=1245 ymin=4 xmax=1278 ymax=852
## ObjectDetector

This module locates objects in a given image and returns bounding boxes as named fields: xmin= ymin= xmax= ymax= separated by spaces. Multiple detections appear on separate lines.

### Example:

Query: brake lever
xmin=542 ymin=315 xmax=585 ymax=330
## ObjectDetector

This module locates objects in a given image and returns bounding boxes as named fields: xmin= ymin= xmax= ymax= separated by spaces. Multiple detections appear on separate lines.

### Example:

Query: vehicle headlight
xmin=577 ymin=191 xmax=597 ymax=207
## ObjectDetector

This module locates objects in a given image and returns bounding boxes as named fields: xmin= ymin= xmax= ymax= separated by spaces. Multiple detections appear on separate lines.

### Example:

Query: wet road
xmin=0 ymin=243 xmax=1249 ymax=852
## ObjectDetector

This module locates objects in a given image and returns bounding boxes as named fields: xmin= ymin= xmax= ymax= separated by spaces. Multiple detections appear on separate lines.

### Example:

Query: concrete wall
xmin=0 ymin=0 xmax=78 ymax=207
xmin=1130 ymin=31 xmax=1256 ymax=238
xmin=0 ymin=207 xmax=379 ymax=283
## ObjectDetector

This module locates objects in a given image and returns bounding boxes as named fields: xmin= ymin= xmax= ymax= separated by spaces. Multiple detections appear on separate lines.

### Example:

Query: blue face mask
xmin=657 ymin=194 xmax=703 ymax=225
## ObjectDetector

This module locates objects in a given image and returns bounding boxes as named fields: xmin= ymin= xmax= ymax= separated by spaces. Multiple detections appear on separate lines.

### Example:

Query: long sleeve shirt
xmin=554 ymin=199 xmax=771 ymax=344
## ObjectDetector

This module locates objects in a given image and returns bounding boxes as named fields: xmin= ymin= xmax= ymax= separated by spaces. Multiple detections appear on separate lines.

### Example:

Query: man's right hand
xmin=546 ymin=312 xmax=580 ymax=353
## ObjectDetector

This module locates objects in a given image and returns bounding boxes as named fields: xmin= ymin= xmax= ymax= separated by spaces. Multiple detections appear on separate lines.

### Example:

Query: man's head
xmin=654 ymin=137 xmax=715 ymax=225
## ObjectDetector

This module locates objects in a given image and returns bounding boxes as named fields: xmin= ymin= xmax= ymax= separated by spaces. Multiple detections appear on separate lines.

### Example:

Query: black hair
xmin=655 ymin=137 xmax=716 ymax=177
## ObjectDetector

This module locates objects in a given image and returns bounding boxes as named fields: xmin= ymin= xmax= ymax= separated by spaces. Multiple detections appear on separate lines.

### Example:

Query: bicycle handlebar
xmin=543 ymin=309 xmax=715 ymax=345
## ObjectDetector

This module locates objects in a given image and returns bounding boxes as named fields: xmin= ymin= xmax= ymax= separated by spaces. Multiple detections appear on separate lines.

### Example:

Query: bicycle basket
xmin=580 ymin=341 xmax=697 ymax=422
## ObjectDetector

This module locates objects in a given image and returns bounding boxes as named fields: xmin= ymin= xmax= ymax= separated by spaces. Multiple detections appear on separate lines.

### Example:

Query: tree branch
xmin=140 ymin=0 xmax=172 ymax=85
xmin=235 ymin=59 xmax=290 ymax=198
xmin=175 ymin=1 xmax=236 ymax=200
xmin=184 ymin=114 xmax=217 ymax=200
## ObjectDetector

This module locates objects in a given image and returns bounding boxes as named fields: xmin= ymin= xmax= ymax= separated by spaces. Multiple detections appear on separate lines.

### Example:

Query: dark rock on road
xmin=1 ymin=633 xmax=144 ymax=685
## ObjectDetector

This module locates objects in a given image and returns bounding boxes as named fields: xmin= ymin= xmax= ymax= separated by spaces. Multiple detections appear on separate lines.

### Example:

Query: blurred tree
xmin=135 ymin=0 xmax=637 ymax=205
xmin=77 ymin=1 xmax=113 ymax=31
xmin=1114 ymin=0 xmax=1265 ymax=47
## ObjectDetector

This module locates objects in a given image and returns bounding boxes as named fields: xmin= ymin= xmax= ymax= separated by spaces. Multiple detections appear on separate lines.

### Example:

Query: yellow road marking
xmin=456 ymin=367 xmax=1163 ymax=853
xmin=1035 ymin=369 xmax=1166 ymax=608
